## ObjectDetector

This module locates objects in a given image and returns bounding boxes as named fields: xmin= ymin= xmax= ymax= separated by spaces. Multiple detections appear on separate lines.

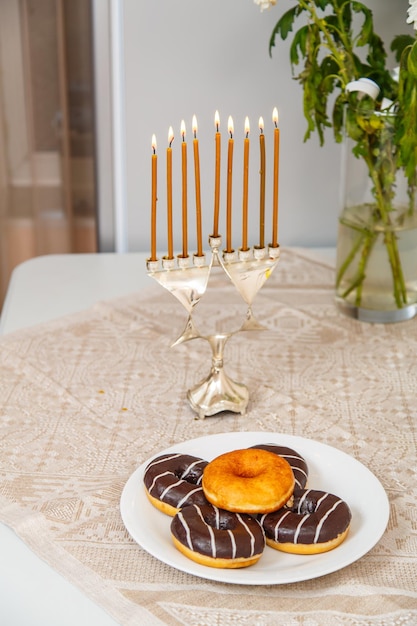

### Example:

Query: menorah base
xmin=187 ymin=367 xmax=249 ymax=419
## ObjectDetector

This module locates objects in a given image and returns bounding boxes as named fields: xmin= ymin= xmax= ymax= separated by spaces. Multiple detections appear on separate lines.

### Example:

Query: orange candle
xmin=259 ymin=117 xmax=266 ymax=249
xmin=272 ymin=107 xmax=280 ymax=247
xmin=167 ymin=126 xmax=174 ymax=259
xmin=192 ymin=115 xmax=203 ymax=257
xmin=150 ymin=134 xmax=157 ymax=261
xmin=181 ymin=120 xmax=188 ymax=258
xmin=226 ymin=116 xmax=234 ymax=253
xmin=213 ymin=110 xmax=221 ymax=237
xmin=242 ymin=116 xmax=250 ymax=251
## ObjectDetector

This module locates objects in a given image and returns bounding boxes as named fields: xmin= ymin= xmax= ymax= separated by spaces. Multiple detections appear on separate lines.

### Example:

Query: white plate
xmin=120 ymin=432 xmax=389 ymax=584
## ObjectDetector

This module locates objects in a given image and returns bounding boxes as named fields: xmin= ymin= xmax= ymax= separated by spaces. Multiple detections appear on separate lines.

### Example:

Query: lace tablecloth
xmin=0 ymin=249 xmax=416 ymax=625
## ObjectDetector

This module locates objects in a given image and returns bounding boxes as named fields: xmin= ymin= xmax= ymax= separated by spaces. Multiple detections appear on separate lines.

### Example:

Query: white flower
xmin=407 ymin=0 xmax=417 ymax=30
xmin=391 ymin=66 xmax=400 ymax=82
xmin=346 ymin=77 xmax=380 ymax=100
xmin=254 ymin=0 xmax=276 ymax=12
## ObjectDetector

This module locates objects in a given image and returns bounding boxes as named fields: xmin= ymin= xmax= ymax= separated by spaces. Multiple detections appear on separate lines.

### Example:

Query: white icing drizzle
xmin=181 ymin=459 xmax=206 ymax=480
xmin=296 ymin=489 xmax=310 ymax=513
xmin=294 ymin=514 xmax=309 ymax=543
xmin=272 ymin=510 xmax=291 ymax=542
xmin=159 ymin=478 xmax=183 ymax=500
xmin=283 ymin=454 xmax=303 ymax=461
xmin=176 ymin=486 xmax=204 ymax=509
xmin=236 ymin=514 xmax=256 ymax=556
xmin=148 ymin=470 xmax=171 ymax=494
xmin=294 ymin=476 xmax=303 ymax=489
xmin=148 ymin=453 xmax=180 ymax=469
xmin=214 ymin=506 xmax=220 ymax=529
xmin=178 ymin=510 xmax=193 ymax=550
xmin=196 ymin=505 xmax=216 ymax=558
xmin=282 ymin=453 xmax=307 ymax=474
xmin=227 ymin=529 xmax=237 ymax=558
xmin=313 ymin=499 xmax=343 ymax=543
xmin=207 ymin=523 xmax=216 ymax=558
xmin=293 ymin=466 xmax=308 ymax=489
xmin=315 ymin=491 xmax=329 ymax=511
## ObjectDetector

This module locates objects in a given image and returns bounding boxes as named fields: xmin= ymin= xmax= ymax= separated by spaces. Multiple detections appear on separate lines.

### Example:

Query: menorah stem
xmin=240 ymin=305 xmax=268 ymax=332
xmin=171 ymin=314 xmax=201 ymax=347
xmin=208 ymin=333 xmax=229 ymax=369
xmin=187 ymin=332 xmax=249 ymax=419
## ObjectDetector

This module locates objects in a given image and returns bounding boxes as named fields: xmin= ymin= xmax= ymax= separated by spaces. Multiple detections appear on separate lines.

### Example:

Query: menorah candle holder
xmin=147 ymin=236 xmax=280 ymax=419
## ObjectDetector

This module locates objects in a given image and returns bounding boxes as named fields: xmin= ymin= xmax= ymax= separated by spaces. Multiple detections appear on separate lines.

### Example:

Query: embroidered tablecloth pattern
xmin=0 ymin=249 xmax=416 ymax=625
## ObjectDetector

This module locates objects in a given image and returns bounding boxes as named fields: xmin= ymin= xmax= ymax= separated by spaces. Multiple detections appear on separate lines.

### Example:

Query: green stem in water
xmin=384 ymin=230 xmax=407 ymax=306
xmin=364 ymin=143 xmax=408 ymax=308
xmin=336 ymin=228 xmax=367 ymax=288
xmin=353 ymin=231 xmax=378 ymax=306
xmin=338 ymin=228 xmax=378 ymax=303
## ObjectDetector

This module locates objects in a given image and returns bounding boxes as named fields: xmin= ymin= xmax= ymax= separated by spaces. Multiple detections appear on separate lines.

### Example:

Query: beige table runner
xmin=0 ymin=248 xmax=416 ymax=625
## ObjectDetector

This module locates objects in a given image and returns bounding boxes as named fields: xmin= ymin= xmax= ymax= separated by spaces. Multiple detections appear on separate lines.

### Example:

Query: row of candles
xmin=150 ymin=109 xmax=280 ymax=261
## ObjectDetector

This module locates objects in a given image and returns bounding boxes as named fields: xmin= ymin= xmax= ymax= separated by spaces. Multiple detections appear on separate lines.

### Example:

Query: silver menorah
xmin=146 ymin=235 xmax=280 ymax=419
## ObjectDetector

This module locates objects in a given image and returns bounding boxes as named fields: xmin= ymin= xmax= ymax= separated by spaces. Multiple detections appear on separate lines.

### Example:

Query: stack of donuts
xmin=143 ymin=443 xmax=352 ymax=569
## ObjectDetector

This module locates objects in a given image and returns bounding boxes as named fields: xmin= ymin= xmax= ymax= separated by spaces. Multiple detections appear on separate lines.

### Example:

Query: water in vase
xmin=336 ymin=204 xmax=417 ymax=316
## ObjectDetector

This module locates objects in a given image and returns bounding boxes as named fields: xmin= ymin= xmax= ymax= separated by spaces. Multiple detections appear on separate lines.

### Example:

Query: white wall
xmin=122 ymin=0 xmax=411 ymax=254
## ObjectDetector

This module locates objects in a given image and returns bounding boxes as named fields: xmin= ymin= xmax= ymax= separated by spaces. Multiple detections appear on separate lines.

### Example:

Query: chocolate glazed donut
xmin=260 ymin=488 xmax=352 ymax=554
xmin=143 ymin=453 xmax=209 ymax=516
xmin=171 ymin=504 xmax=265 ymax=568
xmin=250 ymin=444 xmax=308 ymax=493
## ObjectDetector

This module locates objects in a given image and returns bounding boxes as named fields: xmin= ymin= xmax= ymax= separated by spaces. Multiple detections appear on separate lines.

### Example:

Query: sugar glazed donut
xmin=143 ymin=453 xmax=209 ymax=516
xmin=171 ymin=504 xmax=265 ymax=568
xmin=250 ymin=444 xmax=309 ymax=493
xmin=260 ymin=488 xmax=352 ymax=554
xmin=202 ymin=448 xmax=295 ymax=514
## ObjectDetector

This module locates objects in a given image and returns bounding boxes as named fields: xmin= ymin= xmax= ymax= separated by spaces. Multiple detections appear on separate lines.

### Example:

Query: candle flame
xmin=192 ymin=114 xmax=198 ymax=138
xmin=259 ymin=117 xmax=264 ymax=133
xmin=273 ymin=107 xmax=279 ymax=127
xmin=244 ymin=116 xmax=250 ymax=136
xmin=168 ymin=126 xmax=174 ymax=147
xmin=214 ymin=110 xmax=220 ymax=131
xmin=181 ymin=119 xmax=186 ymax=141
xmin=228 ymin=115 xmax=234 ymax=138
xmin=151 ymin=134 xmax=157 ymax=152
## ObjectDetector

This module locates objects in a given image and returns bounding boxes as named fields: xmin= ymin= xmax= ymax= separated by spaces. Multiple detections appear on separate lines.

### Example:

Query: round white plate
xmin=120 ymin=432 xmax=389 ymax=584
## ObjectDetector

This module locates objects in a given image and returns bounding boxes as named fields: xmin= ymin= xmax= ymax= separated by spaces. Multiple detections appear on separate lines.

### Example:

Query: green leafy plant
xmin=257 ymin=0 xmax=417 ymax=312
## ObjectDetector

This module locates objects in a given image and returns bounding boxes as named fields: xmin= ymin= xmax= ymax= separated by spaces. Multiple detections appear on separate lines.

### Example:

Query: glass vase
xmin=335 ymin=106 xmax=417 ymax=323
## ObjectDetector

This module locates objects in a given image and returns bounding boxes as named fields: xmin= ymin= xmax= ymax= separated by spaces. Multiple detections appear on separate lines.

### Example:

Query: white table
xmin=0 ymin=249 xmax=334 ymax=626
xmin=0 ymin=252 xmax=153 ymax=335
xmin=0 ymin=254 xmax=153 ymax=626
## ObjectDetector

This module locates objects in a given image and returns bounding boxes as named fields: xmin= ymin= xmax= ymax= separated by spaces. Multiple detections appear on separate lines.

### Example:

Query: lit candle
xmin=242 ymin=116 xmax=250 ymax=251
xmin=259 ymin=117 xmax=266 ymax=249
xmin=150 ymin=134 xmax=157 ymax=261
xmin=226 ymin=116 xmax=234 ymax=253
xmin=181 ymin=120 xmax=188 ymax=258
xmin=213 ymin=110 xmax=221 ymax=237
xmin=272 ymin=107 xmax=280 ymax=248
xmin=167 ymin=126 xmax=174 ymax=259
xmin=192 ymin=115 xmax=203 ymax=257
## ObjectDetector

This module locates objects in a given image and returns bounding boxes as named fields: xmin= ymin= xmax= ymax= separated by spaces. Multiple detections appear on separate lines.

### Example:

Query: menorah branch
xmin=147 ymin=235 xmax=280 ymax=418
